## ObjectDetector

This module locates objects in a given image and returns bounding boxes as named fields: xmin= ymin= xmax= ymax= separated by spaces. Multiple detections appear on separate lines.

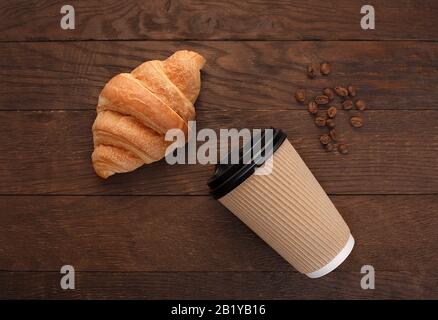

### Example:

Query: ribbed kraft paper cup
xmin=208 ymin=129 xmax=354 ymax=278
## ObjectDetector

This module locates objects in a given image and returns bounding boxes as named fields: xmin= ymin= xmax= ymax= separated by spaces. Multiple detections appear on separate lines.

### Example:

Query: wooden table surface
xmin=1 ymin=0 xmax=437 ymax=299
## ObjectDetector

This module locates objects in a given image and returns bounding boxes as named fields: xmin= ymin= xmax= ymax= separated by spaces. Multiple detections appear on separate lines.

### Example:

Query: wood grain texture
xmin=1 ymin=41 xmax=438 ymax=111
xmin=0 ymin=195 xmax=437 ymax=272
xmin=1 ymin=271 xmax=437 ymax=299
xmin=0 ymin=110 xmax=436 ymax=195
xmin=1 ymin=0 xmax=438 ymax=41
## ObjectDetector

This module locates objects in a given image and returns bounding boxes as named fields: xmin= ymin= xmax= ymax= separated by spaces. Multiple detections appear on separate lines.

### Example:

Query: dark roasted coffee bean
xmin=295 ymin=88 xmax=306 ymax=103
xmin=329 ymin=128 xmax=337 ymax=141
xmin=320 ymin=134 xmax=331 ymax=145
xmin=335 ymin=86 xmax=349 ymax=97
xmin=323 ymin=88 xmax=335 ymax=101
xmin=307 ymin=64 xmax=317 ymax=79
xmin=315 ymin=95 xmax=329 ymax=105
xmin=342 ymin=99 xmax=353 ymax=110
xmin=315 ymin=116 xmax=326 ymax=127
xmin=338 ymin=143 xmax=349 ymax=154
xmin=355 ymin=99 xmax=366 ymax=111
xmin=350 ymin=116 xmax=364 ymax=128
xmin=327 ymin=106 xmax=337 ymax=118
xmin=325 ymin=142 xmax=334 ymax=152
xmin=308 ymin=101 xmax=318 ymax=115
xmin=326 ymin=119 xmax=336 ymax=128
xmin=320 ymin=62 xmax=331 ymax=75
xmin=348 ymin=85 xmax=357 ymax=97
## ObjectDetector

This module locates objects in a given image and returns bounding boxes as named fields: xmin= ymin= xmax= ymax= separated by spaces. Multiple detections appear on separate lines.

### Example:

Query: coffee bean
xmin=307 ymin=64 xmax=317 ymax=79
xmin=342 ymin=99 xmax=353 ymax=110
xmin=329 ymin=128 xmax=337 ymax=141
xmin=320 ymin=134 xmax=331 ymax=145
xmin=327 ymin=106 xmax=337 ymax=118
xmin=335 ymin=86 xmax=349 ymax=97
xmin=348 ymin=85 xmax=357 ymax=97
xmin=315 ymin=95 xmax=329 ymax=105
xmin=338 ymin=143 xmax=349 ymax=154
xmin=295 ymin=89 xmax=306 ymax=103
xmin=308 ymin=101 xmax=318 ymax=115
xmin=355 ymin=99 xmax=366 ymax=111
xmin=323 ymin=88 xmax=335 ymax=101
xmin=320 ymin=62 xmax=331 ymax=75
xmin=350 ymin=116 xmax=363 ymax=128
xmin=326 ymin=119 xmax=336 ymax=128
xmin=325 ymin=142 xmax=334 ymax=152
xmin=315 ymin=116 xmax=326 ymax=127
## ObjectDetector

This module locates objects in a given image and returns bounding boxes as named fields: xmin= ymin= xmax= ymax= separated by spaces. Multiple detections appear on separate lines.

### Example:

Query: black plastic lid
xmin=207 ymin=128 xmax=287 ymax=199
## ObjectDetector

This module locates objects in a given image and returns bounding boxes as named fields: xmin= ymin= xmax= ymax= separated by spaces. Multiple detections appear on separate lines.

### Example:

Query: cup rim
xmin=207 ymin=128 xmax=287 ymax=199
xmin=305 ymin=234 xmax=355 ymax=278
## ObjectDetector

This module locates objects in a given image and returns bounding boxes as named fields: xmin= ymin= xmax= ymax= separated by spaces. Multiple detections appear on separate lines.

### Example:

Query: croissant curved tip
xmin=92 ymin=159 xmax=114 ymax=179
xmin=95 ymin=168 xmax=114 ymax=179
xmin=169 ymin=50 xmax=206 ymax=70
xmin=92 ymin=145 xmax=143 ymax=179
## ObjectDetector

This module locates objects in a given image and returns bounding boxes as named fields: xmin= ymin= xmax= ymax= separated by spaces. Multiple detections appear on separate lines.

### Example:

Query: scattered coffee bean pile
xmin=294 ymin=62 xmax=367 ymax=154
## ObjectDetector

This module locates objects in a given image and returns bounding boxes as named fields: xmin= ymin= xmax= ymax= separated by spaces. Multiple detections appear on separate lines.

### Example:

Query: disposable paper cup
xmin=208 ymin=129 xmax=354 ymax=278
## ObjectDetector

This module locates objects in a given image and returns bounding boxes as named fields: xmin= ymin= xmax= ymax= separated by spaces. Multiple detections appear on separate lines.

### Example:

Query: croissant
xmin=92 ymin=50 xmax=206 ymax=178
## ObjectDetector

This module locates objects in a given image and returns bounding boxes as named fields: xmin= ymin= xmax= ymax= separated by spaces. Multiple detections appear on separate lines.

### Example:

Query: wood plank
xmin=1 ymin=271 xmax=437 ymax=299
xmin=0 ymin=110 xmax=437 ymax=195
xmin=1 ymin=41 xmax=438 ymax=111
xmin=1 ymin=195 xmax=437 ymax=272
xmin=1 ymin=1 xmax=437 ymax=41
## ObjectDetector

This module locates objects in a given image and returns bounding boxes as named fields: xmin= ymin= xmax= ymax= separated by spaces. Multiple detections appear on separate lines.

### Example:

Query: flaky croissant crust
xmin=92 ymin=50 xmax=206 ymax=178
